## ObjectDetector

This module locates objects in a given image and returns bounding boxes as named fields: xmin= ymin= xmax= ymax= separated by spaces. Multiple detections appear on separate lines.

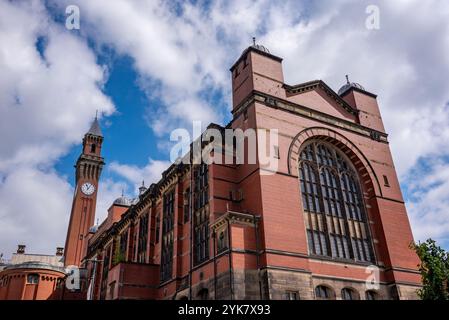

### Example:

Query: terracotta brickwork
xmin=69 ymin=45 xmax=421 ymax=300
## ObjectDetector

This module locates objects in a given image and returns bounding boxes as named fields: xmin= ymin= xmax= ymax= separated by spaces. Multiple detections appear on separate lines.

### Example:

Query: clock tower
xmin=64 ymin=116 xmax=104 ymax=267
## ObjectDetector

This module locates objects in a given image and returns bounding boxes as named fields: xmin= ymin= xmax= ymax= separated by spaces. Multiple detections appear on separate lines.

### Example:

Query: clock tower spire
xmin=64 ymin=115 xmax=104 ymax=267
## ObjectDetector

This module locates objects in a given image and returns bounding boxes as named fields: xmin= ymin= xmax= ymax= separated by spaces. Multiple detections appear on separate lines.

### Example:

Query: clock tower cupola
xmin=64 ymin=115 xmax=105 ymax=267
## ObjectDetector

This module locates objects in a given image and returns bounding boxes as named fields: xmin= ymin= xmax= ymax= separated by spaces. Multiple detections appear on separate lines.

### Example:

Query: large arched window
xmin=299 ymin=141 xmax=374 ymax=263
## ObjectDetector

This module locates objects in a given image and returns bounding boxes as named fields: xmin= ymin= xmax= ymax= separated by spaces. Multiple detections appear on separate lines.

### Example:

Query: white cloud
xmin=0 ymin=167 xmax=72 ymax=257
xmin=58 ymin=0 xmax=449 ymax=246
xmin=1 ymin=0 xmax=449 ymax=257
xmin=109 ymin=158 xmax=170 ymax=193
xmin=0 ymin=0 xmax=115 ymax=258
xmin=0 ymin=1 xmax=114 ymax=171
xmin=405 ymin=158 xmax=449 ymax=247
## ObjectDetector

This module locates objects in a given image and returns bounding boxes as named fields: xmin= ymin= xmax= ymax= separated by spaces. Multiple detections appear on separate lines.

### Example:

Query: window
xmin=194 ymin=164 xmax=210 ymax=265
xmin=274 ymin=145 xmax=280 ymax=159
xmin=243 ymin=109 xmax=248 ymax=121
xmin=155 ymin=214 xmax=160 ymax=244
xmin=315 ymin=285 xmax=332 ymax=299
xmin=282 ymin=291 xmax=299 ymax=300
xmin=365 ymin=290 xmax=378 ymax=300
xmin=341 ymin=288 xmax=358 ymax=300
xmin=161 ymin=190 xmax=175 ymax=282
xmin=184 ymin=188 xmax=191 ymax=223
xmin=243 ymin=54 xmax=248 ymax=68
xmin=234 ymin=67 xmax=239 ymax=79
xmin=27 ymin=274 xmax=39 ymax=284
xmin=131 ymin=226 xmax=137 ymax=261
xmin=194 ymin=164 xmax=209 ymax=210
xmin=299 ymin=142 xmax=374 ymax=263
xmin=118 ymin=230 xmax=128 ymax=262
xmin=194 ymin=210 xmax=209 ymax=264
xmin=383 ymin=175 xmax=390 ymax=187
xmin=217 ymin=229 xmax=228 ymax=253
xmin=137 ymin=214 xmax=148 ymax=263
xmin=90 ymin=143 xmax=96 ymax=153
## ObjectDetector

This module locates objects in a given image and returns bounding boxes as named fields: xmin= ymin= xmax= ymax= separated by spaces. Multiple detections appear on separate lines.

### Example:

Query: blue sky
xmin=1 ymin=0 xmax=449 ymax=258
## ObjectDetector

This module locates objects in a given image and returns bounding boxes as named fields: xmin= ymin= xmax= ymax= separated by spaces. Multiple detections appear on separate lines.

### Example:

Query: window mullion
xmin=314 ymin=163 xmax=331 ymax=257
xmin=336 ymin=170 xmax=357 ymax=260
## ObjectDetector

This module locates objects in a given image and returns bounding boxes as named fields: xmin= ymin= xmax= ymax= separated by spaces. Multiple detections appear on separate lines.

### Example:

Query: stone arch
xmin=314 ymin=284 xmax=336 ymax=300
xmin=287 ymin=126 xmax=382 ymax=198
xmin=341 ymin=286 xmax=361 ymax=300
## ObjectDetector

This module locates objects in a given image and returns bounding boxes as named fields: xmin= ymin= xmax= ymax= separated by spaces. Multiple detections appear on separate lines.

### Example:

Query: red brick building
xmin=65 ymin=44 xmax=422 ymax=300
xmin=0 ymin=245 xmax=66 ymax=300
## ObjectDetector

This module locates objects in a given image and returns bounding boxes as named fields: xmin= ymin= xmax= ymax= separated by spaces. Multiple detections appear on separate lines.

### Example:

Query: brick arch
xmin=287 ymin=127 xmax=382 ymax=198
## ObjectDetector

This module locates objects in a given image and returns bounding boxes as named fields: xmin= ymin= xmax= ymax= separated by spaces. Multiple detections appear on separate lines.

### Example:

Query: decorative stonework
xmin=287 ymin=127 xmax=382 ymax=198
xmin=211 ymin=210 xmax=261 ymax=232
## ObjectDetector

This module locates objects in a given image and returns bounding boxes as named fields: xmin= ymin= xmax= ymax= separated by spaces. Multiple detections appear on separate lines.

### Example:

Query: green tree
xmin=411 ymin=239 xmax=449 ymax=300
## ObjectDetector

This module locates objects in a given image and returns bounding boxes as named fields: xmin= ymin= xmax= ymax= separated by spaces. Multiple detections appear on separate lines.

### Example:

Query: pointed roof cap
xmin=87 ymin=113 xmax=102 ymax=137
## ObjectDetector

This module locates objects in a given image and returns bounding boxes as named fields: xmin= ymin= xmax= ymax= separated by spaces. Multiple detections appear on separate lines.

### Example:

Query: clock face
xmin=81 ymin=182 xmax=95 ymax=196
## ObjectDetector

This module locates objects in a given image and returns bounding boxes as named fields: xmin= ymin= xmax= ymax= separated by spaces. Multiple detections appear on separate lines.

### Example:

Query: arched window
xmin=365 ymin=290 xmax=378 ymax=300
xmin=299 ymin=141 xmax=374 ymax=262
xmin=27 ymin=273 xmax=39 ymax=284
xmin=341 ymin=287 xmax=359 ymax=300
xmin=90 ymin=143 xmax=96 ymax=153
xmin=315 ymin=285 xmax=333 ymax=299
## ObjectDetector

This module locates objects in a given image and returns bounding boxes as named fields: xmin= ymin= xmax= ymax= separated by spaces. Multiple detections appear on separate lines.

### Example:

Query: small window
xmin=217 ymin=230 xmax=228 ymax=253
xmin=383 ymin=175 xmax=390 ymax=187
xmin=365 ymin=290 xmax=378 ymax=300
xmin=183 ymin=188 xmax=190 ymax=223
xmin=155 ymin=215 xmax=160 ymax=244
xmin=234 ymin=67 xmax=240 ymax=79
xmin=341 ymin=288 xmax=358 ymax=300
xmin=27 ymin=274 xmax=39 ymax=284
xmin=274 ymin=146 xmax=280 ymax=159
xmin=282 ymin=291 xmax=299 ymax=300
xmin=315 ymin=285 xmax=331 ymax=299
xmin=90 ymin=143 xmax=96 ymax=153
xmin=243 ymin=54 xmax=248 ymax=68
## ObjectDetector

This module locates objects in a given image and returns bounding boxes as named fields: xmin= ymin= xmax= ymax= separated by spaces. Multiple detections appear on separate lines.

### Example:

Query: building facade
xmin=67 ymin=44 xmax=421 ymax=300
xmin=0 ymin=245 xmax=66 ymax=300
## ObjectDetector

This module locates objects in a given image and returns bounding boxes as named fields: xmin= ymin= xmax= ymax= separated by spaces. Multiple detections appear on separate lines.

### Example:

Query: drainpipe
xmin=213 ymin=229 xmax=217 ymax=299
xmin=253 ymin=214 xmax=262 ymax=300
xmin=188 ymin=161 xmax=194 ymax=300
xmin=227 ymin=218 xmax=234 ymax=300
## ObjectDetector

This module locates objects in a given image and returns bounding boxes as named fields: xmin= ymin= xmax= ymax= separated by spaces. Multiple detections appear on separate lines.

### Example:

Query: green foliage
xmin=411 ymin=239 xmax=449 ymax=300
xmin=112 ymin=242 xmax=126 ymax=266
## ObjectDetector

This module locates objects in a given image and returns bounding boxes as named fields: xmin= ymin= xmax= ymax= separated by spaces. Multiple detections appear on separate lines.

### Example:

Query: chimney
xmin=56 ymin=247 xmax=64 ymax=256
xmin=17 ymin=244 xmax=26 ymax=254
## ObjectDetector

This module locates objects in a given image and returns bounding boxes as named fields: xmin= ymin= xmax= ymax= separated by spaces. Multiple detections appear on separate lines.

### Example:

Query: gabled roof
xmin=283 ymin=80 xmax=359 ymax=116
